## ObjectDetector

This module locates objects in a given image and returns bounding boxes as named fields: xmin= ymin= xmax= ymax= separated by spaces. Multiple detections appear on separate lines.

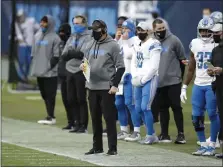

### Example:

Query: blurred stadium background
xmin=1 ymin=0 xmax=222 ymax=88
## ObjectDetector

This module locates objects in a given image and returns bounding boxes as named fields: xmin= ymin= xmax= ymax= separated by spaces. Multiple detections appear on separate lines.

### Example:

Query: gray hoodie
xmin=30 ymin=15 xmax=61 ymax=77
xmin=85 ymin=35 xmax=125 ymax=90
xmin=155 ymin=30 xmax=186 ymax=88
xmin=62 ymin=29 xmax=92 ymax=74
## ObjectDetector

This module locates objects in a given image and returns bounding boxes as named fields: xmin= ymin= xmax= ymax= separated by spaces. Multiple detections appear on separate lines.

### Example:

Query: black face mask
xmin=138 ymin=32 xmax=148 ymax=41
xmin=155 ymin=29 xmax=166 ymax=39
xmin=213 ymin=34 xmax=221 ymax=43
xmin=92 ymin=31 xmax=103 ymax=41
xmin=59 ymin=34 xmax=68 ymax=42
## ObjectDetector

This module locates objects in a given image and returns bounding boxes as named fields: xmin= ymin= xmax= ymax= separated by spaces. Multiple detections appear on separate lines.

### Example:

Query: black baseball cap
xmin=88 ymin=19 xmax=107 ymax=31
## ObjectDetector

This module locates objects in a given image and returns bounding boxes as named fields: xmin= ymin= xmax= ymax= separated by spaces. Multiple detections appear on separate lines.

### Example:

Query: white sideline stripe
xmin=1 ymin=140 xmax=106 ymax=166
xmin=7 ymin=85 xmax=61 ymax=94
xmin=25 ymin=96 xmax=42 ymax=100
xmin=2 ymin=117 xmax=222 ymax=167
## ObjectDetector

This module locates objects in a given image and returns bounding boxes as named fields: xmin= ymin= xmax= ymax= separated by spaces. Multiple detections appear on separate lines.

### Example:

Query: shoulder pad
xmin=189 ymin=38 xmax=198 ymax=50
xmin=149 ymin=42 xmax=161 ymax=51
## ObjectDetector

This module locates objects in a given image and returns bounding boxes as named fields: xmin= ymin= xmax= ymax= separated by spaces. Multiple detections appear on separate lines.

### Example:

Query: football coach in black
xmin=80 ymin=19 xmax=125 ymax=155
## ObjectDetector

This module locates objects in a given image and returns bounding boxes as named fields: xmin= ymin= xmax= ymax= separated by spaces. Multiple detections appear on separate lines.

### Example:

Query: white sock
xmin=134 ymin=127 xmax=140 ymax=133
xmin=201 ymin=142 xmax=208 ymax=148
xmin=120 ymin=126 xmax=128 ymax=133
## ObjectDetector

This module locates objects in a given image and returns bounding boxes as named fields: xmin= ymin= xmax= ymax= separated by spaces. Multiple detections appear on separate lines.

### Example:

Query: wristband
xmin=182 ymin=84 xmax=187 ymax=89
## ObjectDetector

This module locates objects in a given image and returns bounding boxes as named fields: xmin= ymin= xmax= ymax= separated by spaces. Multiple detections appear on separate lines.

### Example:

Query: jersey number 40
xmin=196 ymin=52 xmax=212 ymax=69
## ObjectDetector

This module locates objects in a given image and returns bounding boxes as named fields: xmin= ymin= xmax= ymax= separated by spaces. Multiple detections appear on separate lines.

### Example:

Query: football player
xmin=115 ymin=19 xmax=142 ymax=141
xmin=131 ymin=22 xmax=161 ymax=144
xmin=210 ymin=11 xmax=223 ymax=24
xmin=180 ymin=17 xmax=220 ymax=156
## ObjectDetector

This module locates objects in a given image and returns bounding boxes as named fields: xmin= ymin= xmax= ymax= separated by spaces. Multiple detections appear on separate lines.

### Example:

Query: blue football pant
xmin=115 ymin=74 xmax=141 ymax=128
xmin=17 ymin=46 xmax=32 ymax=80
xmin=134 ymin=76 xmax=158 ymax=135
xmin=192 ymin=84 xmax=220 ymax=143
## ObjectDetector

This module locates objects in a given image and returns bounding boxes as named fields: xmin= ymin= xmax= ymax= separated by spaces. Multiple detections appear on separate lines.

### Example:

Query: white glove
xmin=180 ymin=84 xmax=188 ymax=103
xmin=131 ymin=76 xmax=143 ymax=87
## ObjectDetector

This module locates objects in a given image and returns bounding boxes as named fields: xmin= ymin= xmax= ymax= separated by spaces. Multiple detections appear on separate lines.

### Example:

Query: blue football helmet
xmin=210 ymin=11 xmax=223 ymax=24
xmin=197 ymin=17 xmax=215 ymax=42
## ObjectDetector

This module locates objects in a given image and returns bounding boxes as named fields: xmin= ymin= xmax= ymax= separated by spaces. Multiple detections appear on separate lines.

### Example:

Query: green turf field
xmin=1 ymin=142 xmax=97 ymax=167
xmin=1 ymin=83 xmax=220 ymax=166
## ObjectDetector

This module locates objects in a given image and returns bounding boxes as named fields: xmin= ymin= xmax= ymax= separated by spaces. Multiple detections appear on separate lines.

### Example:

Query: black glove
xmin=50 ymin=57 xmax=59 ymax=69
xmin=62 ymin=50 xmax=84 ymax=61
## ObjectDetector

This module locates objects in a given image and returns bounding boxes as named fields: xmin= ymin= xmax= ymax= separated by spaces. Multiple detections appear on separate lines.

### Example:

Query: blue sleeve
xmin=148 ymin=42 xmax=162 ymax=51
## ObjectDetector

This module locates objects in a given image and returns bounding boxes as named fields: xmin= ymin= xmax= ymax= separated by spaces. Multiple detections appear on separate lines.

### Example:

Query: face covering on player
xmin=59 ymin=34 xmax=68 ymax=42
xmin=41 ymin=27 xmax=47 ymax=33
xmin=92 ymin=31 xmax=103 ymax=41
xmin=137 ymin=32 xmax=148 ymax=41
xmin=155 ymin=29 xmax=166 ymax=39
xmin=213 ymin=34 xmax=221 ymax=43
xmin=73 ymin=24 xmax=86 ymax=34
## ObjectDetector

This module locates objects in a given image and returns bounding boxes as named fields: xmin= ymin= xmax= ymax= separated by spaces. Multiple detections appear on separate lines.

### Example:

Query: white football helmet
xmin=197 ymin=17 xmax=215 ymax=42
xmin=211 ymin=23 xmax=223 ymax=32
xmin=210 ymin=11 xmax=223 ymax=24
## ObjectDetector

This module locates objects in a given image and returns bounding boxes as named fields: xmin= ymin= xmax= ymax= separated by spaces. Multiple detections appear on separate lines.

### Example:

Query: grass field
xmin=1 ymin=83 xmax=220 ymax=166
xmin=2 ymin=143 xmax=97 ymax=167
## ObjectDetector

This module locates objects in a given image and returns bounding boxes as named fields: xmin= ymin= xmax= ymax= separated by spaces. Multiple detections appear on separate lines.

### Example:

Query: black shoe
xmin=85 ymin=148 xmax=104 ymax=155
xmin=175 ymin=133 xmax=186 ymax=144
xmin=153 ymin=118 xmax=159 ymax=123
xmin=215 ymin=153 xmax=223 ymax=159
xmin=76 ymin=126 xmax=87 ymax=133
xmin=62 ymin=124 xmax=73 ymax=130
xmin=106 ymin=150 xmax=117 ymax=156
xmin=69 ymin=126 xmax=79 ymax=133
xmin=158 ymin=134 xmax=172 ymax=143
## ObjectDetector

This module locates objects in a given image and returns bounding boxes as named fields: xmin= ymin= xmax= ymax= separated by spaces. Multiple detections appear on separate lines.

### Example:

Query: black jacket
xmin=58 ymin=23 xmax=71 ymax=77
xmin=211 ymin=40 xmax=223 ymax=88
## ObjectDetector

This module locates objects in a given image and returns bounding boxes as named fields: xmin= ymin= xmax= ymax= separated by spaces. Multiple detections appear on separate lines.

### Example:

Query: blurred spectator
xmin=30 ymin=15 xmax=61 ymax=125
xmin=146 ymin=8 xmax=169 ymax=31
xmin=61 ymin=15 xmax=91 ymax=133
xmin=153 ymin=19 xmax=186 ymax=144
xmin=115 ymin=16 xmax=128 ymax=41
xmin=202 ymin=8 xmax=212 ymax=18
xmin=15 ymin=9 xmax=40 ymax=82
xmin=57 ymin=23 xmax=72 ymax=130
